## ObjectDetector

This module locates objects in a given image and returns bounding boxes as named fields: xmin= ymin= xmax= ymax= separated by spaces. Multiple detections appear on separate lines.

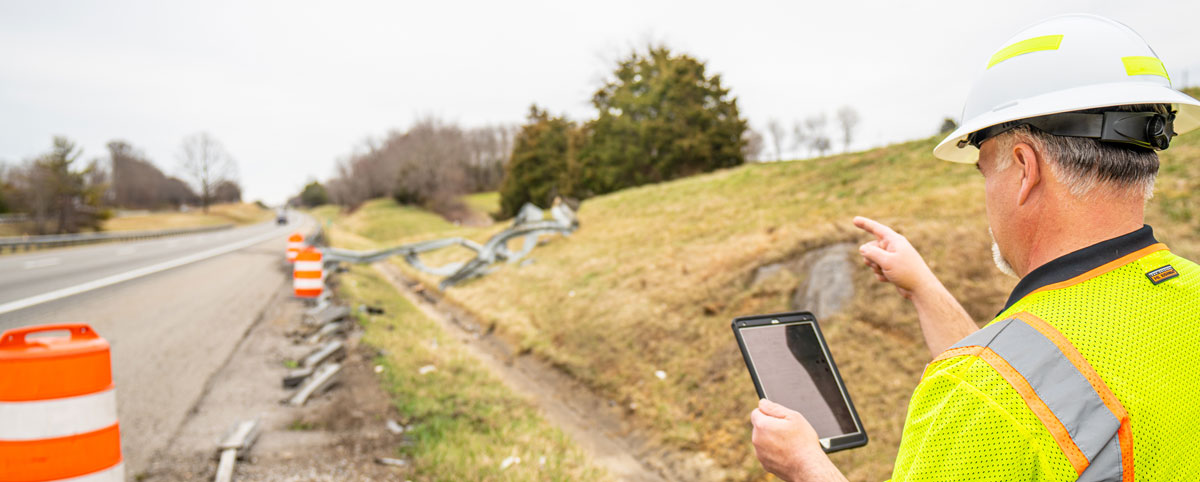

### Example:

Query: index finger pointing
xmin=853 ymin=216 xmax=899 ymax=240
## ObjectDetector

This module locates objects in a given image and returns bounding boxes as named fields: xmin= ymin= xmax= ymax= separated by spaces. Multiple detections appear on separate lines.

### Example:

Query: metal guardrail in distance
xmin=0 ymin=224 xmax=235 ymax=253
xmin=320 ymin=201 xmax=579 ymax=289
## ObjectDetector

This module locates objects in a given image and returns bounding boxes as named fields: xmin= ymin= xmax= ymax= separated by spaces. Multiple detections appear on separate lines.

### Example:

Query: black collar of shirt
xmin=999 ymin=225 xmax=1158 ymax=315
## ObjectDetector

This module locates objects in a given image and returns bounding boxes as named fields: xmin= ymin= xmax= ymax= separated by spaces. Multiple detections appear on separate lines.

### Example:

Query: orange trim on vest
xmin=1028 ymin=243 xmax=1167 ymax=297
xmin=1012 ymin=312 xmax=1134 ymax=482
xmin=0 ymin=423 xmax=122 ymax=482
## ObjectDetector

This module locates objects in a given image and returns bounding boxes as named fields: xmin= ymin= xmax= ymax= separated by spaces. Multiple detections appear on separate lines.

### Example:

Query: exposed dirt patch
xmin=140 ymin=283 xmax=407 ymax=481
xmin=437 ymin=201 xmax=494 ymax=228
xmin=375 ymin=262 xmax=725 ymax=482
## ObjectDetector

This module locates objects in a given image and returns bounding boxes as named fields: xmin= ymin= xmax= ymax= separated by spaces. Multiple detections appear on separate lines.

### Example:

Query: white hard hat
xmin=935 ymin=13 xmax=1200 ymax=163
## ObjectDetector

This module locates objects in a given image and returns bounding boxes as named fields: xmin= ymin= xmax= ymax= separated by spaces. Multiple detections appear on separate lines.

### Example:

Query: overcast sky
xmin=2 ymin=0 xmax=1197 ymax=205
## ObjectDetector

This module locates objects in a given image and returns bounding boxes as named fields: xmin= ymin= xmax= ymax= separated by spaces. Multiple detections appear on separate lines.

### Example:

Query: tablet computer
xmin=733 ymin=311 xmax=867 ymax=452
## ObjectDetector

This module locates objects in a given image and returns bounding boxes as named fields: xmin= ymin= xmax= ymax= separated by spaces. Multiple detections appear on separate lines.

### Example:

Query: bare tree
xmin=791 ymin=120 xmax=809 ymax=158
xmin=804 ymin=114 xmax=832 ymax=157
xmin=741 ymin=126 xmax=764 ymax=162
xmin=8 ymin=137 xmax=104 ymax=234
xmin=835 ymin=105 xmax=860 ymax=152
xmin=176 ymin=132 xmax=236 ymax=213
xmin=766 ymin=118 xmax=786 ymax=161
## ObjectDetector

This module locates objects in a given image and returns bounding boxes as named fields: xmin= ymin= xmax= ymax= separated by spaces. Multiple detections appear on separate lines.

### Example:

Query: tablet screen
xmin=740 ymin=321 xmax=859 ymax=439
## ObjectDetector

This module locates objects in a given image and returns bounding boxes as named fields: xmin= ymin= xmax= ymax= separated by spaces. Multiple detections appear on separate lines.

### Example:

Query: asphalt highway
xmin=0 ymin=214 xmax=311 ymax=476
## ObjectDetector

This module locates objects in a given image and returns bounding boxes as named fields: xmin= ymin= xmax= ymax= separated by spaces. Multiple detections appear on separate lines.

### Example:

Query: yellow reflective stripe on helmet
xmin=987 ymin=34 xmax=1064 ymax=69
xmin=1122 ymin=56 xmax=1170 ymax=82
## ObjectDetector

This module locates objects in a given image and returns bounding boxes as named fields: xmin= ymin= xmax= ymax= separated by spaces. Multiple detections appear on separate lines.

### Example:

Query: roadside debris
xmin=287 ymin=363 xmax=342 ymax=407
xmin=213 ymin=419 xmax=259 ymax=482
xmin=302 ymin=340 xmax=346 ymax=368
xmin=418 ymin=365 xmax=436 ymax=375
xmin=282 ymin=366 xmax=315 ymax=389
xmin=306 ymin=321 xmax=347 ymax=344
xmin=304 ymin=304 xmax=349 ymax=327
xmin=375 ymin=457 xmax=408 ymax=468
xmin=385 ymin=419 xmax=405 ymax=434
xmin=500 ymin=456 xmax=521 ymax=470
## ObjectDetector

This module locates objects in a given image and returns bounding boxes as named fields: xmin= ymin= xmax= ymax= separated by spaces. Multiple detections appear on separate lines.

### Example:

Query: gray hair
xmin=992 ymin=104 xmax=1169 ymax=200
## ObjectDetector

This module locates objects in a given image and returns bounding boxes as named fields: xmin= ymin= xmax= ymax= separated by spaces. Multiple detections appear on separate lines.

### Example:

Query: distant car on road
xmin=276 ymin=210 xmax=288 ymax=225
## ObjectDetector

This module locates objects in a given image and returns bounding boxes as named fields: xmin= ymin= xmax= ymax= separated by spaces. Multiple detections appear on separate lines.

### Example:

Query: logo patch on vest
xmin=1146 ymin=265 xmax=1179 ymax=285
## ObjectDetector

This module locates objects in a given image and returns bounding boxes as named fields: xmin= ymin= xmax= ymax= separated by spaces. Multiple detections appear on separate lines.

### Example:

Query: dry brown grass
xmin=322 ymin=94 xmax=1200 ymax=480
xmin=102 ymin=203 xmax=270 ymax=232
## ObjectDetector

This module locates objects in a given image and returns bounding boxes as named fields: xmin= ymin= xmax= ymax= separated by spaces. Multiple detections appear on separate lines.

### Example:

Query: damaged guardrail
xmin=319 ymin=200 xmax=579 ymax=290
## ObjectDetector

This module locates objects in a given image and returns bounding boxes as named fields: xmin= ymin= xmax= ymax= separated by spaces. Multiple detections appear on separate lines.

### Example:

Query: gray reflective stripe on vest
xmin=950 ymin=317 xmax=1122 ymax=480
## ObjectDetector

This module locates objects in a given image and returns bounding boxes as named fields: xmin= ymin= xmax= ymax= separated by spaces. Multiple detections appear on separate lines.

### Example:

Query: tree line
xmin=758 ymin=106 xmax=861 ymax=162
xmin=0 ymin=132 xmax=242 ymax=235
xmin=316 ymin=120 xmax=516 ymax=216
xmin=312 ymin=45 xmax=870 ymax=219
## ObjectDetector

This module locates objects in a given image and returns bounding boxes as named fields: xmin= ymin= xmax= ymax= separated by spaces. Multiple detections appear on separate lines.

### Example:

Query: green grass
xmin=307 ymin=199 xmax=467 ymax=250
xmin=321 ymin=87 xmax=1200 ymax=480
xmin=338 ymin=264 xmax=609 ymax=481
xmin=462 ymin=191 xmax=501 ymax=218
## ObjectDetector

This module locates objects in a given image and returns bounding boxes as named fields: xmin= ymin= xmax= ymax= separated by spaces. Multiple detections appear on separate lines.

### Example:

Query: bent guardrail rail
xmin=318 ymin=200 xmax=579 ymax=290
xmin=0 ymin=224 xmax=235 ymax=253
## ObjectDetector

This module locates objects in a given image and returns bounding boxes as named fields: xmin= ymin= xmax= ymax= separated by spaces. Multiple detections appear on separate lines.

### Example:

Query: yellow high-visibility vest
xmin=890 ymin=226 xmax=1200 ymax=481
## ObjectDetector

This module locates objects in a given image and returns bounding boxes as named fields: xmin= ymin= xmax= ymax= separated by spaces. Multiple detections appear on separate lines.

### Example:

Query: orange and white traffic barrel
xmin=0 ymin=324 xmax=123 ymax=481
xmin=286 ymin=232 xmax=305 ymax=263
xmin=293 ymin=247 xmax=324 ymax=299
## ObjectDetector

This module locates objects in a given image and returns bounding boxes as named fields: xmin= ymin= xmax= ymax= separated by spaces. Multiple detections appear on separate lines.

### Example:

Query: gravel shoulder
xmin=142 ymin=277 xmax=403 ymax=481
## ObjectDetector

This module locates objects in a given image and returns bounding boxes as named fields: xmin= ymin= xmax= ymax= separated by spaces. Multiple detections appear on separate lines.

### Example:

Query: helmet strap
xmin=962 ymin=110 xmax=1176 ymax=151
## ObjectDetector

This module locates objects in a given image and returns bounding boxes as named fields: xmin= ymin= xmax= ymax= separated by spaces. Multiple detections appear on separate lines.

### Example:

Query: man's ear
xmin=1012 ymin=142 xmax=1041 ymax=206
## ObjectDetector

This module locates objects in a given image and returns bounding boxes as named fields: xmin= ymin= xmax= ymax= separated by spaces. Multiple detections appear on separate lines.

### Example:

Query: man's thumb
xmin=758 ymin=398 xmax=797 ymax=419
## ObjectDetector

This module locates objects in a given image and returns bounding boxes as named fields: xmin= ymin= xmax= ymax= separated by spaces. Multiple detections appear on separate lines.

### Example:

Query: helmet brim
xmin=934 ymin=83 xmax=1200 ymax=163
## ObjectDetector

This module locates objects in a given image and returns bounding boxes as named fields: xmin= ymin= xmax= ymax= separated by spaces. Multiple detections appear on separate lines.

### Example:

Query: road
xmin=0 ymin=216 xmax=309 ymax=477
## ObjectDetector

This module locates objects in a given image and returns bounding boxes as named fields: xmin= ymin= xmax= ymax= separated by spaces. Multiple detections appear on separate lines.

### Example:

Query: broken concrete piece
xmin=287 ymin=363 xmax=341 ymax=406
xmin=282 ymin=366 xmax=315 ymax=389
xmin=214 ymin=419 xmax=259 ymax=482
xmin=375 ymin=457 xmax=408 ymax=467
xmin=306 ymin=321 xmax=346 ymax=344
xmin=302 ymin=340 xmax=345 ymax=369
xmin=304 ymin=305 xmax=350 ymax=327
xmin=219 ymin=419 xmax=260 ymax=452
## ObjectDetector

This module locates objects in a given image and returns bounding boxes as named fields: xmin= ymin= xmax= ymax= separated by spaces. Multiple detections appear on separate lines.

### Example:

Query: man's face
xmin=978 ymin=138 xmax=1023 ymax=277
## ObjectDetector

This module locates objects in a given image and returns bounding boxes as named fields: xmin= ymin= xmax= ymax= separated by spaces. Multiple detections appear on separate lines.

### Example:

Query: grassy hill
xmin=317 ymin=88 xmax=1200 ymax=480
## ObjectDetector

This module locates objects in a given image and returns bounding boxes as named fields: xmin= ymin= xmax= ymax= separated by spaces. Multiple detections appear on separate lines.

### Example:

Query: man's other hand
xmin=853 ymin=216 xmax=937 ymax=299
xmin=750 ymin=398 xmax=847 ymax=482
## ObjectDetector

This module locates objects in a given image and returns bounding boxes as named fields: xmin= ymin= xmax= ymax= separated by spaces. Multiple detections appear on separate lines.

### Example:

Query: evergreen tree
xmin=579 ymin=46 xmax=746 ymax=194
xmin=498 ymin=106 xmax=580 ymax=218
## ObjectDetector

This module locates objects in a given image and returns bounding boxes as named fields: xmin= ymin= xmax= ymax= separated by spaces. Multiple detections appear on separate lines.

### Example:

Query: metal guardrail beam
xmin=317 ymin=201 xmax=579 ymax=290
xmin=0 ymin=224 xmax=236 ymax=253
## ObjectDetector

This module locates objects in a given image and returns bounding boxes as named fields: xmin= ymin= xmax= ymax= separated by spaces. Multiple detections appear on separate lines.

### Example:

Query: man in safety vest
xmin=750 ymin=14 xmax=1200 ymax=481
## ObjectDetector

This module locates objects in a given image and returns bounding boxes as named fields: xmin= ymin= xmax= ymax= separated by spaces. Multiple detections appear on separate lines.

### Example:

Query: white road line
xmin=22 ymin=257 xmax=61 ymax=270
xmin=0 ymin=228 xmax=286 ymax=316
